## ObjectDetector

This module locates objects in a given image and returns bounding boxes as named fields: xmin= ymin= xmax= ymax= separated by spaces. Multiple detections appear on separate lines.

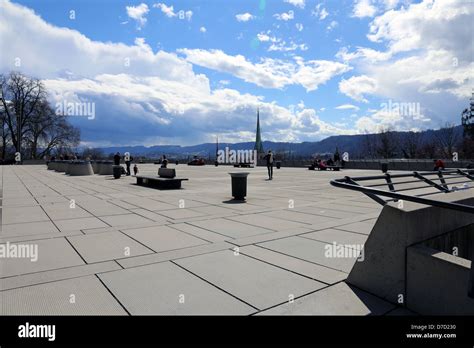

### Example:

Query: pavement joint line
xmin=167 ymin=223 xmax=226 ymax=244
xmin=113 ymin=242 xmax=235 ymax=270
xmin=250 ymin=243 xmax=350 ymax=275
xmin=115 ymin=229 xmax=157 ymax=254
xmin=94 ymin=273 xmax=131 ymax=316
xmin=64 ymin=235 xmax=89 ymax=264
xmin=0 ymin=261 xmax=121 ymax=291
xmin=249 ymin=280 xmax=344 ymax=315
xmin=169 ymin=259 xmax=261 ymax=312
xmin=238 ymin=249 xmax=336 ymax=285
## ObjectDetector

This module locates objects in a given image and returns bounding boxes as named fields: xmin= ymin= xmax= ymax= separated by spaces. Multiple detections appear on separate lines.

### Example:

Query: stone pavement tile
xmin=301 ymin=228 xmax=368 ymax=247
xmin=1 ymin=197 xmax=38 ymax=207
xmin=170 ymin=223 xmax=230 ymax=243
xmin=100 ymin=213 xmax=155 ymax=227
xmin=0 ymin=238 xmax=85 ymax=278
xmin=108 ymin=199 xmax=141 ymax=210
xmin=294 ymin=206 xmax=359 ymax=219
xmin=117 ymin=241 xmax=233 ymax=268
xmin=309 ymin=202 xmax=378 ymax=214
xmin=129 ymin=209 xmax=169 ymax=223
xmin=259 ymin=236 xmax=359 ymax=273
xmin=2 ymin=206 xmax=50 ymax=224
xmin=1 ymin=221 xmax=59 ymax=237
xmin=156 ymin=208 xmax=206 ymax=220
xmin=0 ymin=275 xmax=127 ymax=315
xmin=175 ymin=250 xmax=325 ymax=310
xmin=226 ymin=214 xmax=309 ymax=231
xmin=126 ymin=196 xmax=177 ymax=211
xmin=257 ymin=282 xmax=395 ymax=315
xmin=0 ymin=261 xmax=121 ymax=291
xmin=54 ymin=216 xmax=109 ymax=232
xmin=0 ymin=230 xmax=83 ymax=244
xmin=67 ymin=231 xmax=154 ymax=263
xmin=42 ymin=203 xmax=92 ymax=220
xmin=80 ymin=201 xmax=130 ymax=217
xmin=188 ymin=218 xmax=274 ymax=239
xmin=121 ymin=225 xmax=208 ymax=253
xmin=191 ymin=205 xmax=237 ymax=216
xmin=229 ymin=227 xmax=315 ymax=247
xmin=154 ymin=198 xmax=208 ymax=209
xmin=35 ymin=195 xmax=70 ymax=204
xmin=335 ymin=221 xmax=376 ymax=235
xmin=239 ymin=245 xmax=347 ymax=285
xmin=99 ymin=262 xmax=255 ymax=315
xmin=262 ymin=210 xmax=337 ymax=225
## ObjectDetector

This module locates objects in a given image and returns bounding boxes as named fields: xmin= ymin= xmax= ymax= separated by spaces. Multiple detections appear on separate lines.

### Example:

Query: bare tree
xmin=82 ymin=147 xmax=104 ymax=160
xmin=362 ymin=131 xmax=377 ymax=158
xmin=402 ymin=131 xmax=423 ymax=159
xmin=0 ymin=72 xmax=80 ymax=160
xmin=376 ymin=127 xmax=398 ymax=159
xmin=435 ymin=122 xmax=460 ymax=158
xmin=0 ymin=72 xmax=46 ymax=155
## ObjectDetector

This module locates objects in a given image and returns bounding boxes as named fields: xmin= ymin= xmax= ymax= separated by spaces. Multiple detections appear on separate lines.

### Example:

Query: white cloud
xmin=274 ymin=10 xmax=294 ymax=21
xmin=352 ymin=0 xmax=377 ymax=18
xmin=178 ymin=49 xmax=351 ymax=91
xmin=257 ymin=31 xmax=308 ymax=52
xmin=335 ymin=104 xmax=360 ymax=111
xmin=336 ymin=46 xmax=392 ymax=62
xmin=126 ymin=3 xmax=149 ymax=28
xmin=339 ymin=75 xmax=378 ymax=102
xmin=342 ymin=0 xmax=472 ymax=128
xmin=153 ymin=3 xmax=192 ymax=20
xmin=312 ymin=4 xmax=329 ymax=20
xmin=200 ymin=26 xmax=206 ymax=33
xmin=326 ymin=20 xmax=338 ymax=31
xmin=0 ymin=0 xmax=352 ymax=145
xmin=295 ymin=23 xmax=304 ymax=31
xmin=235 ymin=13 xmax=255 ymax=22
xmin=284 ymin=0 xmax=305 ymax=9
xmin=269 ymin=41 xmax=308 ymax=52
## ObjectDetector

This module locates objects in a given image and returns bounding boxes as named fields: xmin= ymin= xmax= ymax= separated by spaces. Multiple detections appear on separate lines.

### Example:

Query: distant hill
xmin=97 ymin=125 xmax=464 ymax=159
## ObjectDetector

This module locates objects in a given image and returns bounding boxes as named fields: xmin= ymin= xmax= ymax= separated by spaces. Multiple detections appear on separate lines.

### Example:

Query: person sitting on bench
xmin=433 ymin=159 xmax=445 ymax=171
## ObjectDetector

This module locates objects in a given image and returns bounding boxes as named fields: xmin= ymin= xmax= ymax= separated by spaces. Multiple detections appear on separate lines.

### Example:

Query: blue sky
xmin=0 ymin=0 xmax=472 ymax=146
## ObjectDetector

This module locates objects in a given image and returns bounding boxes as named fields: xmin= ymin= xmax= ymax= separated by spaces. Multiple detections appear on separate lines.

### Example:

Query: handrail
xmin=330 ymin=169 xmax=474 ymax=214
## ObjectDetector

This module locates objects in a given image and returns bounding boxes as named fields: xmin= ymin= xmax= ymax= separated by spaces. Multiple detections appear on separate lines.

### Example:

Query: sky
xmin=0 ymin=0 xmax=472 ymax=147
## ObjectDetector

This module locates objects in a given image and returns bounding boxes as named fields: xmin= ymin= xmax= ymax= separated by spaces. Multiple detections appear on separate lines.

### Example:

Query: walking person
xmin=264 ymin=150 xmax=274 ymax=180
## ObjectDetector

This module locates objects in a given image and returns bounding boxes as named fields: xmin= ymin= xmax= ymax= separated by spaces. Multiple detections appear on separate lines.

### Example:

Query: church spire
xmin=254 ymin=108 xmax=264 ymax=153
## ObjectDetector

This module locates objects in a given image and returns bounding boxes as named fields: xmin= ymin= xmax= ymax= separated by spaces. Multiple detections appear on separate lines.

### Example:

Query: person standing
xmin=133 ymin=164 xmax=138 ymax=176
xmin=161 ymin=155 xmax=168 ymax=168
xmin=264 ymin=150 xmax=274 ymax=180
xmin=113 ymin=152 xmax=121 ymax=165
xmin=125 ymin=155 xmax=133 ymax=176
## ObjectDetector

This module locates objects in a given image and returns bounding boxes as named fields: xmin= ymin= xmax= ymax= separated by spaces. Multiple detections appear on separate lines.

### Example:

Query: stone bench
xmin=136 ymin=175 xmax=188 ymax=189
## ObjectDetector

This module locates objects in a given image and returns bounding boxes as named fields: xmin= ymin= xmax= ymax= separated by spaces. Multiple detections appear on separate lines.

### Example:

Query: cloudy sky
xmin=0 ymin=0 xmax=472 ymax=146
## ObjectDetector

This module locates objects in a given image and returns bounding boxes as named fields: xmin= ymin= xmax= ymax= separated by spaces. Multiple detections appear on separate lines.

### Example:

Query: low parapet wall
xmin=346 ymin=190 xmax=474 ymax=312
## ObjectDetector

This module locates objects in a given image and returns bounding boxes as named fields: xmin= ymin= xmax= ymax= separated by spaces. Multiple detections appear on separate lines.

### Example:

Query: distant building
xmin=254 ymin=108 xmax=264 ymax=154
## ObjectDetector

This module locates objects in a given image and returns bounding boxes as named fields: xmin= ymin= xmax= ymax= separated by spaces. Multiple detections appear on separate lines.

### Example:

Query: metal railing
xmin=330 ymin=169 xmax=474 ymax=214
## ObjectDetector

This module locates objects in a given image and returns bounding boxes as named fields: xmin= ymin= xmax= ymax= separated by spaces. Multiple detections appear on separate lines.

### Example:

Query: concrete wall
xmin=407 ymin=244 xmax=474 ymax=315
xmin=346 ymin=190 xmax=474 ymax=306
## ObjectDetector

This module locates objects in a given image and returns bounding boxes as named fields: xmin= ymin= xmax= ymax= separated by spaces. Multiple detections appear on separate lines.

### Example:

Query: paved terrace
xmin=0 ymin=164 xmax=409 ymax=315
